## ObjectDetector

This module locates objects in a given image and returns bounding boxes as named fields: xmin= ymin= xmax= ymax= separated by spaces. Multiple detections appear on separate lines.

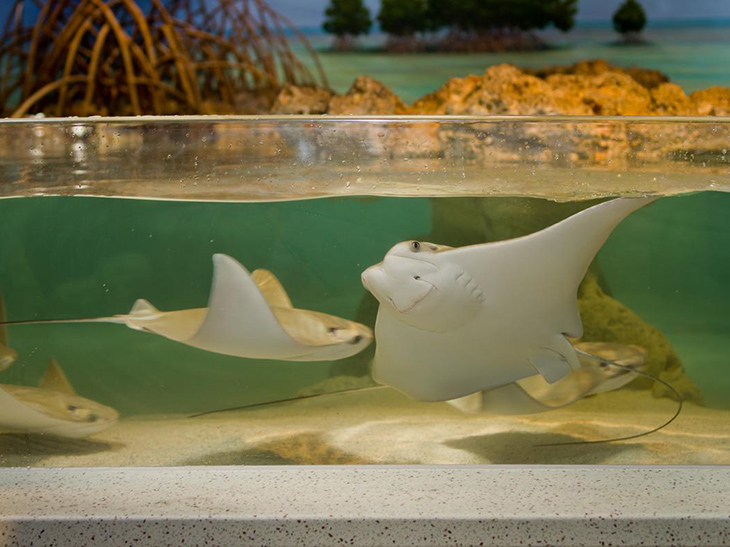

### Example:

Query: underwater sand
xmin=1 ymin=388 xmax=728 ymax=467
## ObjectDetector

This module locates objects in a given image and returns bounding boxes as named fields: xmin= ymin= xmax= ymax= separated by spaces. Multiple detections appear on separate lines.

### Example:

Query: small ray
xmin=0 ymin=358 xmax=118 ymax=439
xmin=2 ymin=254 xmax=372 ymax=362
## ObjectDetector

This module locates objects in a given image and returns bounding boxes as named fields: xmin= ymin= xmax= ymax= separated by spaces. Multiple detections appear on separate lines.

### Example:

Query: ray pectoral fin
xmin=558 ymin=335 xmax=581 ymax=368
xmin=39 ymin=358 xmax=76 ymax=395
xmin=187 ymin=254 xmax=289 ymax=352
xmin=448 ymin=384 xmax=550 ymax=415
xmin=529 ymin=338 xmax=580 ymax=384
xmin=130 ymin=298 xmax=159 ymax=316
xmin=529 ymin=354 xmax=572 ymax=384
xmin=252 ymin=269 xmax=294 ymax=309
xmin=270 ymin=307 xmax=336 ymax=346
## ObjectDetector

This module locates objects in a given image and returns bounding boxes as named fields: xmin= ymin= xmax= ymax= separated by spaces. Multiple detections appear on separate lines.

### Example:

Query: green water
xmin=0 ymin=196 xmax=429 ymax=415
xmin=600 ymin=193 xmax=730 ymax=408
xmin=0 ymin=192 xmax=728 ymax=416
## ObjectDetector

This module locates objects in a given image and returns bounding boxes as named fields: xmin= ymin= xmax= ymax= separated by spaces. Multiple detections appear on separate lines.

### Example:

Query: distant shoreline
xmin=290 ymin=18 xmax=730 ymax=38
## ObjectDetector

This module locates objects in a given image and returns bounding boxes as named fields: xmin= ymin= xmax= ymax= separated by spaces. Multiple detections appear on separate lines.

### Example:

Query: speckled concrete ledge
xmin=0 ymin=466 xmax=728 ymax=546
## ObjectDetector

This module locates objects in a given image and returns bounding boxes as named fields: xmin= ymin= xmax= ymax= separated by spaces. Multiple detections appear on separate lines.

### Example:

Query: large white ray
xmin=362 ymin=197 xmax=654 ymax=401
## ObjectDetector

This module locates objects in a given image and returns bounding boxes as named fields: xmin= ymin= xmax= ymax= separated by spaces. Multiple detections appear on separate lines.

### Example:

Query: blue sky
xmin=2 ymin=0 xmax=729 ymax=30
xmin=270 ymin=0 xmax=730 ymax=28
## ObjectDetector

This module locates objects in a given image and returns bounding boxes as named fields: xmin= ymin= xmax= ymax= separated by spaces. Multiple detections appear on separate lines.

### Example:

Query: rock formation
xmin=271 ymin=59 xmax=730 ymax=117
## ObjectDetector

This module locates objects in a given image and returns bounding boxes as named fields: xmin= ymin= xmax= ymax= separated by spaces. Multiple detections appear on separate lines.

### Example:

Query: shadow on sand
xmin=0 ymin=432 xmax=120 ymax=467
xmin=445 ymin=431 xmax=638 ymax=465
xmin=179 ymin=432 xmax=369 ymax=466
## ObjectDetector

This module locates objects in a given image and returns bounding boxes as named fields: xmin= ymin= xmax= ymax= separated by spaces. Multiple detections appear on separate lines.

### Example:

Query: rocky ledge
xmin=271 ymin=60 xmax=730 ymax=177
xmin=271 ymin=59 xmax=730 ymax=117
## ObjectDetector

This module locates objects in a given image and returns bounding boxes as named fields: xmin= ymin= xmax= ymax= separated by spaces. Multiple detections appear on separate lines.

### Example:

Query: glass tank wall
xmin=0 ymin=116 xmax=727 ymax=466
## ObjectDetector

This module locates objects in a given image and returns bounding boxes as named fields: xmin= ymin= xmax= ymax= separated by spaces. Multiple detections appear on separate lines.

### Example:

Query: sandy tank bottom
xmin=0 ymin=387 xmax=727 ymax=467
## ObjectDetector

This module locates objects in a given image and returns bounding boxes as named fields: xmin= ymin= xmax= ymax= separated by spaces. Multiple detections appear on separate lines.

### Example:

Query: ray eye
xmin=350 ymin=335 xmax=363 ymax=344
xmin=414 ymin=276 xmax=421 ymax=280
xmin=67 ymin=405 xmax=78 ymax=412
xmin=88 ymin=414 xmax=98 ymax=422
xmin=411 ymin=241 xmax=421 ymax=252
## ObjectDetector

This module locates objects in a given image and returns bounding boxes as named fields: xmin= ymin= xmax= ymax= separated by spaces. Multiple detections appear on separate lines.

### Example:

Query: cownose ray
xmin=0 ymin=291 xmax=18 ymax=371
xmin=5 ymin=254 xmax=373 ymax=362
xmin=447 ymin=342 xmax=648 ymax=415
xmin=0 ymin=358 xmax=118 ymax=439
xmin=361 ymin=197 xmax=655 ymax=402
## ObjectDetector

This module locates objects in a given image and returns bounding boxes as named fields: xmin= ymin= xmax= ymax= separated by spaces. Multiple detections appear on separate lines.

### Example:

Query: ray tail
xmin=190 ymin=385 xmax=386 ymax=418
xmin=0 ymin=316 xmax=125 ymax=327
xmin=535 ymin=348 xmax=683 ymax=447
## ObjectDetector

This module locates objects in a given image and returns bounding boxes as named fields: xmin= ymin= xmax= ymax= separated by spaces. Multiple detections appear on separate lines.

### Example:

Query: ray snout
xmin=361 ymin=264 xmax=381 ymax=294
xmin=361 ymin=264 xmax=395 ymax=309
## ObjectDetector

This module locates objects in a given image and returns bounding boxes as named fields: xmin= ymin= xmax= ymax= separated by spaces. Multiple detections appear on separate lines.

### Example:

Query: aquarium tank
xmin=0 ymin=115 xmax=727 ymax=467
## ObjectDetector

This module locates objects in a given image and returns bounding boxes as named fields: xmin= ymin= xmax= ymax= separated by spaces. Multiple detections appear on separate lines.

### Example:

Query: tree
xmin=378 ymin=0 xmax=429 ymax=51
xmin=613 ymin=0 xmax=647 ymax=39
xmin=323 ymin=0 xmax=372 ymax=50
xmin=548 ymin=0 xmax=578 ymax=32
xmin=378 ymin=0 xmax=429 ymax=37
xmin=426 ymin=0 xmax=577 ymax=35
xmin=425 ymin=0 xmax=463 ymax=32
